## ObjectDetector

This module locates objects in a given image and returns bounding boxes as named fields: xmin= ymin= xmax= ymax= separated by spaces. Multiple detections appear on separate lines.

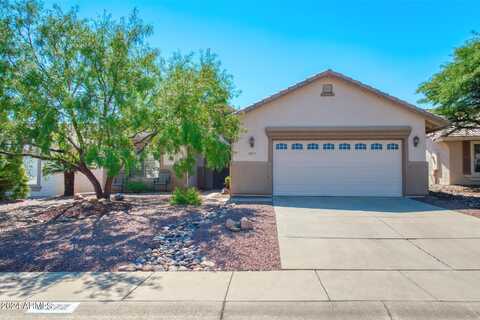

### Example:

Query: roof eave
xmin=236 ymin=69 xmax=448 ymax=129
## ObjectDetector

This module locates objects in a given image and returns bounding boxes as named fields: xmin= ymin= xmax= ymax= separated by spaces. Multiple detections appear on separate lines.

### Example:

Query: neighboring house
xmin=23 ymin=154 xmax=227 ymax=198
xmin=426 ymin=127 xmax=480 ymax=186
xmin=23 ymin=156 xmax=104 ymax=197
xmin=230 ymin=69 xmax=447 ymax=197
xmin=111 ymin=154 xmax=228 ymax=193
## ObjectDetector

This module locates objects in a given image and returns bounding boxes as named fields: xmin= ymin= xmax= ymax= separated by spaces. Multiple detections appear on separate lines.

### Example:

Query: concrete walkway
xmin=2 ymin=271 xmax=480 ymax=319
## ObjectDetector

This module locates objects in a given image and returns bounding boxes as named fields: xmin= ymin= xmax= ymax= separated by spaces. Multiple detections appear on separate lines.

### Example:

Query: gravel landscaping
xmin=416 ymin=184 xmax=480 ymax=218
xmin=0 ymin=193 xmax=280 ymax=272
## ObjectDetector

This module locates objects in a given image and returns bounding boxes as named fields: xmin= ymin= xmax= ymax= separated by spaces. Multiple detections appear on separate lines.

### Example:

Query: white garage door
xmin=273 ymin=140 xmax=402 ymax=196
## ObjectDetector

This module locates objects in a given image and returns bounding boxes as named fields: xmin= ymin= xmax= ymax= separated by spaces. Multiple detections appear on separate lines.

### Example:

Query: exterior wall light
xmin=413 ymin=136 xmax=419 ymax=147
xmin=249 ymin=136 xmax=255 ymax=148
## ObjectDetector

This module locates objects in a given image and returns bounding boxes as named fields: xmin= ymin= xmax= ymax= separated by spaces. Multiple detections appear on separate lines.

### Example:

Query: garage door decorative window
xmin=387 ymin=143 xmax=399 ymax=150
xmin=292 ymin=143 xmax=303 ymax=150
xmin=307 ymin=143 xmax=319 ymax=150
xmin=371 ymin=143 xmax=383 ymax=150
xmin=276 ymin=143 xmax=288 ymax=150
xmin=323 ymin=143 xmax=335 ymax=150
xmin=355 ymin=143 xmax=367 ymax=150
xmin=339 ymin=143 xmax=351 ymax=150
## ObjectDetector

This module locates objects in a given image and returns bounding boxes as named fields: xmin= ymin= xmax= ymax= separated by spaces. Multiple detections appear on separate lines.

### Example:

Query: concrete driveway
xmin=274 ymin=197 xmax=480 ymax=270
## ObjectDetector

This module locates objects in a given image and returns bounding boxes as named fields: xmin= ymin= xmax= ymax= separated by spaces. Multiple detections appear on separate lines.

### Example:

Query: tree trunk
xmin=77 ymin=163 xmax=104 ymax=199
xmin=63 ymin=171 xmax=75 ymax=197
xmin=103 ymin=176 xmax=114 ymax=200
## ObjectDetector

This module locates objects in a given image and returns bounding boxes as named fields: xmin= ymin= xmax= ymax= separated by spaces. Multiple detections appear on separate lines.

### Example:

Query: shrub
xmin=224 ymin=176 xmax=231 ymax=189
xmin=170 ymin=187 xmax=201 ymax=206
xmin=125 ymin=181 xmax=151 ymax=193
xmin=0 ymin=155 xmax=29 ymax=201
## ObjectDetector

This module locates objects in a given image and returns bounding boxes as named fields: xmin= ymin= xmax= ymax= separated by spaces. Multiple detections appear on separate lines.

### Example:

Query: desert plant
xmin=170 ymin=187 xmax=201 ymax=206
xmin=0 ymin=155 xmax=29 ymax=200
xmin=224 ymin=176 xmax=231 ymax=189
xmin=125 ymin=181 xmax=151 ymax=193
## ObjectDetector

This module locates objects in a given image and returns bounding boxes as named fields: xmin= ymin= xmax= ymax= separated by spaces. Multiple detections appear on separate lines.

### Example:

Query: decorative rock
xmin=201 ymin=260 xmax=215 ymax=268
xmin=74 ymin=194 xmax=85 ymax=201
xmin=240 ymin=217 xmax=254 ymax=230
xmin=113 ymin=193 xmax=124 ymax=201
xmin=225 ymin=218 xmax=237 ymax=229
xmin=135 ymin=257 xmax=146 ymax=264
xmin=140 ymin=265 xmax=154 ymax=271
xmin=117 ymin=264 xmax=137 ymax=272
xmin=225 ymin=218 xmax=241 ymax=232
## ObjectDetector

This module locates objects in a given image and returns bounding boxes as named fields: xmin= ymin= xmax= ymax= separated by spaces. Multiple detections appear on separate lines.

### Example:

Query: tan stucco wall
xmin=405 ymin=161 xmax=428 ymax=196
xmin=426 ymin=139 xmax=480 ymax=186
xmin=233 ymin=77 xmax=426 ymax=163
xmin=448 ymin=141 xmax=465 ymax=185
xmin=426 ymin=137 xmax=451 ymax=185
xmin=232 ymin=76 xmax=429 ymax=196
xmin=230 ymin=161 xmax=272 ymax=195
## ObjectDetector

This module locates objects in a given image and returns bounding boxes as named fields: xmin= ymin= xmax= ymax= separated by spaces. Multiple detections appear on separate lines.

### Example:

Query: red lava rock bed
xmin=415 ymin=184 xmax=480 ymax=218
xmin=0 ymin=194 xmax=280 ymax=272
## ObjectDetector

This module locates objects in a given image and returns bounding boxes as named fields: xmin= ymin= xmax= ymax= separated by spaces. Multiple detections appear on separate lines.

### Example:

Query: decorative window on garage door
xmin=276 ymin=143 xmax=288 ymax=150
xmin=387 ymin=143 xmax=399 ymax=150
xmin=307 ymin=143 xmax=319 ymax=150
xmin=387 ymin=143 xmax=398 ymax=150
xmin=323 ymin=143 xmax=335 ymax=150
xmin=339 ymin=143 xmax=351 ymax=150
xmin=355 ymin=143 xmax=367 ymax=150
xmin=371 ymin=143 xmax=383 ymax=150
xmin=292 ymin=143 xmax=303 ymax=150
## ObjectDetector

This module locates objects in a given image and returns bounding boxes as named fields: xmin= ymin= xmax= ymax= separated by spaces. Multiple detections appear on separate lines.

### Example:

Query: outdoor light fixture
xmin=249 ymin=136 xmax=255 ymax=148
xmin=413 ymin=136 xmax=420 ymax=147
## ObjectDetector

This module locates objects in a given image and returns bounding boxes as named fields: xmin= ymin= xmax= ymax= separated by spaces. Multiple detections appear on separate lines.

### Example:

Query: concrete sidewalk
xmin=2 ymin=271 xmax=480 ymax=319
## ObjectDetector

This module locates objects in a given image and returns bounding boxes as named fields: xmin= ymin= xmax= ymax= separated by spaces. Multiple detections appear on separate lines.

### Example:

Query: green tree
xmin=418 ymin=33 xmax=480 ymax=133
xmin=0 ymin=0 xmax=159 ymax=199
xmin=0 ymin=1 xmax=240 ymax=199
xmin=0 ymin=155 xmax=29 ymax=200
xmin=146 ymin=52 xmax=240 ymax=180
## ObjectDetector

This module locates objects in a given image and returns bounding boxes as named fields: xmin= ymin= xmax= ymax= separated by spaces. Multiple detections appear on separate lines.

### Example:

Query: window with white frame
xmin=23 ymin=156 xmax=41 ymax=188
xmin=387 ymin=143 xmax=399 ymax=150
xmin=355 ymin=143 xmax=367 ymax=150
xmin=371 ymin=143 xmax=383 ymax=150
xmin=276 ymin=143 xmax=288 ymax=150
xmin=339 ymin=143 xmax=351 ymax=150
xmin=307 ymin=143 xmax=319 ymax=150
xmin=291 ymin=143 xmax=303 ymax=150
xmin=323 ymin=143 xmax=335 ymax=150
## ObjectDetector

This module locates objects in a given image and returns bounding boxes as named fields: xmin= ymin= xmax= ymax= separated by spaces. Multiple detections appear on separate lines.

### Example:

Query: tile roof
xmin=429 ymin=126 xmax=480 ymax=140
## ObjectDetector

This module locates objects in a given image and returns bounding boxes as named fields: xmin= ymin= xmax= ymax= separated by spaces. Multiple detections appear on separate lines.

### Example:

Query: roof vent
xmin=321 ymin=84 xmax=334 ymax=96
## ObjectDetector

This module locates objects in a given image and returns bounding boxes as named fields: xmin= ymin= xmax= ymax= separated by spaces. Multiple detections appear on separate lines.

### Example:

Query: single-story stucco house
xmin=230 ymin=69 xmax=448 ymax=197
xmin=426 ymin=127 xmax=480 ymax=186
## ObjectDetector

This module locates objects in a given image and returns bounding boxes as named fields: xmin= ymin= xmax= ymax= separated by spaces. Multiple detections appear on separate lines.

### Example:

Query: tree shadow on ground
xmin=0 ymin=195 xmax=278 ymax=272
xmin=0 ymin=272 xmax=154 ymax=301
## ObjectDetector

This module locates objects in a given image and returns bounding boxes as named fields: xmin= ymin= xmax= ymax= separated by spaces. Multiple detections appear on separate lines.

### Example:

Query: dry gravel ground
xmin=416 ymin=184 xmax=480 ymax=218
xmin=0 ymin=193 xmax=280 ymax=272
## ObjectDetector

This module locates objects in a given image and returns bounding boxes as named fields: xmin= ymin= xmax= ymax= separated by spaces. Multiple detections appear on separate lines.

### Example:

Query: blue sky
xmin=44 ymin=0 xmax=479 ymax=109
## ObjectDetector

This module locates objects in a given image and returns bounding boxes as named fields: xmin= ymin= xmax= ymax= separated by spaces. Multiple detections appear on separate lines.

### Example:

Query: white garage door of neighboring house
xmin=273 ymin=140 xmax=402 ymax=197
